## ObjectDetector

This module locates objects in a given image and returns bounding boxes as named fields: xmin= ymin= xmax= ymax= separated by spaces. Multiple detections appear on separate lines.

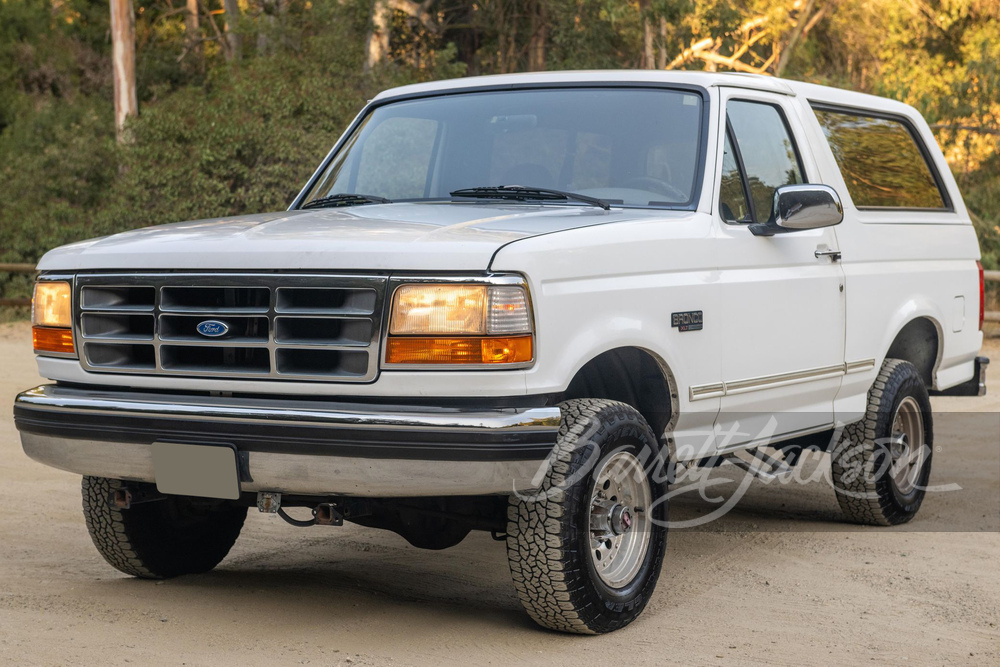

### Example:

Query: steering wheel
xmin=621 ymin=176 xmax=687 ymax=202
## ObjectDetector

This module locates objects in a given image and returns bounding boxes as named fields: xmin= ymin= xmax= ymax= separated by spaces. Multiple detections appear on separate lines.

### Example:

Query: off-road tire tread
xmin=82 ymin=477 xmax=157 ymax=578
xmin=82 ymin=476 xmax=247 ymax=579
xmin=506 ymin=399 xmax=666 ymax=634
xmin=832 ymin=359 xmax=933 ymax=526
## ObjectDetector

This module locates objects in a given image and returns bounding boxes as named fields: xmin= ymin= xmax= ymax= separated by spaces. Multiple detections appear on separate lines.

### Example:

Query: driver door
xmin=712 ymin=90 xmax=847 ymax=452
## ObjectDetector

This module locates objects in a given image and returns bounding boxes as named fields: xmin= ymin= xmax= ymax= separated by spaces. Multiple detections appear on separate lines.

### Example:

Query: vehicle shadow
xmin=94 ymin=530 xmax=547 ymax=635
xmin=669 ymin=412 xmax=1000 ymax=533
xmin=79 ymin=412 xmax=997 ymax=635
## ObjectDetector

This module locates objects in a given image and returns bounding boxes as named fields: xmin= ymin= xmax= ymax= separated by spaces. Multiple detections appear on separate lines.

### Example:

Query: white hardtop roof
xmin=371 ymin=70 xmax=916 ymax=116
xmin=372 ymin=70 xmax=794 ymax=100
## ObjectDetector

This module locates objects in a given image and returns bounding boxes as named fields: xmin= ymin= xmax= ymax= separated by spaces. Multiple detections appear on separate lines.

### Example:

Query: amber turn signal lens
xmin=385 ymin=335 xmax=533 ymax=365
xmin=33 ymin=326 xmax=75 ymax=356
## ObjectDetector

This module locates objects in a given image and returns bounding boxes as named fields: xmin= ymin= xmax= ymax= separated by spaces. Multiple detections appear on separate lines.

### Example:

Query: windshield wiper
xmin=450 ymin=185 xmax=611 ymax=211
xmin=300 ymin=193 xmax=392 ymax=210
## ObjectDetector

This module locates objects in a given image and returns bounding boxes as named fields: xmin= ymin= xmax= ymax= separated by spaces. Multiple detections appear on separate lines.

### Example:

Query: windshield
xmin=300 ymin=87 xmax=705 ymax=209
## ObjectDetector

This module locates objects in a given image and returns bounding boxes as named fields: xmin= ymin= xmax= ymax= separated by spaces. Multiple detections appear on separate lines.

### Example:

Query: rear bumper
xmin=13 ymin=385 xmax=560 ymax=497
xmin=931 ymin=356 xmax=990 ymax=397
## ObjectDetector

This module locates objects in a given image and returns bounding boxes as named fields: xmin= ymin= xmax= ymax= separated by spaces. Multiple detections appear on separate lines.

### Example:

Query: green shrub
xmin=0 ymin=5 xmax=464 ymax=302
xmin=0 ymin=98 xmax=116 ymax=300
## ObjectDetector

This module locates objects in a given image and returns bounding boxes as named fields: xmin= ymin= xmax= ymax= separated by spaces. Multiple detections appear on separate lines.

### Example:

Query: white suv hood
xmin=37 ymin=203 xmax=647 ymax=272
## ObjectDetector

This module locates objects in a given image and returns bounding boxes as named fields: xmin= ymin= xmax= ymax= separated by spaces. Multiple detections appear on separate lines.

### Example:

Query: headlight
xmin=32 ymin=281 xmax=76 ymax=356
xmin=33 ymin=281 xmax=72 ymax=328
xmin=386 ymin=282 xmax=533 ymax=365
xmin=390 ymin=284 xmax=489 ymax=335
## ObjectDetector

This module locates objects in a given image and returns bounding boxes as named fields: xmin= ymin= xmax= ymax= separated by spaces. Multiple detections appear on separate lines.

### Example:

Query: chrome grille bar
xmin=75 ymin=273 xmax=387 ymax=382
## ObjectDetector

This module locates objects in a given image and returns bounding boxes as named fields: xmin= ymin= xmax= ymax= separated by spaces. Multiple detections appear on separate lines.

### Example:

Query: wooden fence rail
xmin=0 ymin=263 xmax=37 ymax=273
xmin=0 ymin=263 xmax=36 ymax=307
xmin=5 ymin=264 xmax=1000 ymax=320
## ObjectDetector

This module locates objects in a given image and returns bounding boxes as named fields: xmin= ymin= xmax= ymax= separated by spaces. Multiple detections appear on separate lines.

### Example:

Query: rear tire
xmin=82 ymin=476 xmax=247 ymax=578
xmin=831 ymin=359 xmax=934 ymax=525
xmin=506 ymin=399 xmax=668 ymax=634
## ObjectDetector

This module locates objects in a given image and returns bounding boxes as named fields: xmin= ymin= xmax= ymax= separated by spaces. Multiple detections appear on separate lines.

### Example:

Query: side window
xmin=723 ymin=100 xmax=804 ymax=222
xmin=813 ymin=108 xmax=947 ymax=209
xmin=355 ymin=117 xmax=439 ymax=199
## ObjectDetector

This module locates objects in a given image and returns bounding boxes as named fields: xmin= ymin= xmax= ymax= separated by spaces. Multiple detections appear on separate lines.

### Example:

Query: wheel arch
xmin=883 ymin=315 xmax=943 ymax=388
xmin=558 ymin=346 xmax=679 ymax=454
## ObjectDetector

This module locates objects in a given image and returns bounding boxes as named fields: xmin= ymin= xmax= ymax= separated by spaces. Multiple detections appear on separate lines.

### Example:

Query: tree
xmin=775 ymin=0 xmax=821 ymax=76
xmin=640 ymin=0 xmax=654 ymax=69
xmin=184 ymin=0 xmax=202 ymax=64
xmin=363 ymin=0 xmax=439 ymax=72
xmin=364 ymin=0 xmax=391 ymax=72
xmin=224 ymin=0 xmax=242 ymax=62
xmin=258 ymin=0 xmax=291 ymax=56
xmin=527 ymin=0 xmax=547 ymax=71
xmin=1 ymin=0 xmax=998 ymax=309
xmin=110 ymin=0 xmax=137 ymax=143
xmin=664 ymin=1 xmax=828 ymax=76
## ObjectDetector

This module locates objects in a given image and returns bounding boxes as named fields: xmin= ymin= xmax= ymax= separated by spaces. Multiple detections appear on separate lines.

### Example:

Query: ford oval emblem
xmin=196 ymin=320 xmax=230 ymax=337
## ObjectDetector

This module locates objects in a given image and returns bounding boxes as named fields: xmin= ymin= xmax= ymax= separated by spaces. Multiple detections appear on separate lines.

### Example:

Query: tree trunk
xmin=184 ymin=0 xmax=201 ymax=63
xmin=775 ymin=0 xmax=817 ymax=77
xmin=527 ymin=0 xmax=546 ymax=71
xmin=224 ymin=0 xmax=242 ymax=62
xmin=257 ymin=0 xmax=276 ymax=56
xmin=657 ymin=16 xmax=667 ymax=69
xmin=110 ymin=0 xmax=137 ymax=144
xmin=364 ymin=0 xmax=391 ymax=73
xmin=454 ymin=0 xmax=479 ymax=75
xmin=640 ymin=0 xmax=654 ymax=69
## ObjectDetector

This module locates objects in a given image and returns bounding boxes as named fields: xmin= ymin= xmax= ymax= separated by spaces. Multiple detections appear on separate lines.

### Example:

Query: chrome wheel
xmin=589 ymin=451 xmax=652 ymax=588
xmin=888 ymin=396 xmax=925 ymax=495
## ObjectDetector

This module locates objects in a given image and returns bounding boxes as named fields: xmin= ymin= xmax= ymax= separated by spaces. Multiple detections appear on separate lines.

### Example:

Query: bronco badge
xmin=671 ymin=311 xmax=703 ymax=332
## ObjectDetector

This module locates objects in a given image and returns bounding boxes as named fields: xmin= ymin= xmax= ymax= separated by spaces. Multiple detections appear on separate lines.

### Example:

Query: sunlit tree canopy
xmin=0 ymin=0 xmax=997 ymax=303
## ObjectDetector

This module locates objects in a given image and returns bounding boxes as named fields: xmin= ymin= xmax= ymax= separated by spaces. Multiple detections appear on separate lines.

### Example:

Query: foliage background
xmin=1 ymin=0 xmax=998 ymax=305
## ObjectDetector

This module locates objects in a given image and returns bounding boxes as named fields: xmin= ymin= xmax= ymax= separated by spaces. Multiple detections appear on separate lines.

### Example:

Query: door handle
xmin=815 ymin=249 xmax=842 ymax=261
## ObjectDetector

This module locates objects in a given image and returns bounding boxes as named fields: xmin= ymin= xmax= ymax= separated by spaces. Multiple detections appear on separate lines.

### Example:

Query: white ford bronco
xmin=14 ymin=71 xmax=988 ymax=634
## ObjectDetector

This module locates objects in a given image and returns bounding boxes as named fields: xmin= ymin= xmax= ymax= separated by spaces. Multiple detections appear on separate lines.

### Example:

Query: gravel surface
xmin=1 ymin=321 xmax=997 ymax=665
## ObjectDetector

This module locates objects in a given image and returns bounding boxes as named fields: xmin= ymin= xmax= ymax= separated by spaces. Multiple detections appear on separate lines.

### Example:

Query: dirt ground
xmin=0 ymin=320 xmax=997 ymax=666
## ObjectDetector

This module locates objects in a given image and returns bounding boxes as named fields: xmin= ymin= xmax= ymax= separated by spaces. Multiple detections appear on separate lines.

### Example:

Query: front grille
xmin=75 ymin=274 xmax=387 ymax=382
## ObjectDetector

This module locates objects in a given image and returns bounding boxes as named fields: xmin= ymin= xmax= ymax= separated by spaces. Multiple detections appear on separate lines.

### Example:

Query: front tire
xmin=506 ymin=399 xmax=668 ymax=634
xmin=82 ymin=476 xmax=247 ymax=578
xmin=831 ymin=359 xmax=934 ymax=525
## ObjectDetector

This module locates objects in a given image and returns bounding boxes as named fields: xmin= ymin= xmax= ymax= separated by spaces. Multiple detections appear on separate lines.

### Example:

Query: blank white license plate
xmin=151 ymin=442 xmax=241 ymax=500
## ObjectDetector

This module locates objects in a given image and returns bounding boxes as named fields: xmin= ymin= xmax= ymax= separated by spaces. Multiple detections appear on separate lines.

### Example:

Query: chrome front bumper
xmin=13 ymin=385 xmax=561 ymax=497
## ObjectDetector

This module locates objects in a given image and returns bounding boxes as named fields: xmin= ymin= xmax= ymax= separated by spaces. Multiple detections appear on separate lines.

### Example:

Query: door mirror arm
xmin=749 ymin=184 xmax=844 ymax=237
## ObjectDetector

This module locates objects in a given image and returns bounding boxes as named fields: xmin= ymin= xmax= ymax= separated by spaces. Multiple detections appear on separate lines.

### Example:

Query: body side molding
xmin=689 ymin=359 xmax=876 ymax=401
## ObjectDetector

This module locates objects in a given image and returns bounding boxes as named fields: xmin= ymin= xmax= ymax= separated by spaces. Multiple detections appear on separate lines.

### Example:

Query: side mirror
xmin=749 ymin=184 xmax=844 ymax=237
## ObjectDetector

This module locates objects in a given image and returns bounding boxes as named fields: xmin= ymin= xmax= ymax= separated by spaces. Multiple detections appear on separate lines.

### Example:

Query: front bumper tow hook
xmin=313 ymin=503 xmax=344 ymax=526
xmin=108 ymin=486 xmax=166 ymax=509
xmin=111 ymin=488 xmax=132 ymax=509
xmin=257 ymin=491 xmax=281 ymax=513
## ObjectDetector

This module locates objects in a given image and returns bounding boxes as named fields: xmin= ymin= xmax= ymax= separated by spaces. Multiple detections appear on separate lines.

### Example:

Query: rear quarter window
xmin=813 ymin=107 xmax=947 ymax=210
